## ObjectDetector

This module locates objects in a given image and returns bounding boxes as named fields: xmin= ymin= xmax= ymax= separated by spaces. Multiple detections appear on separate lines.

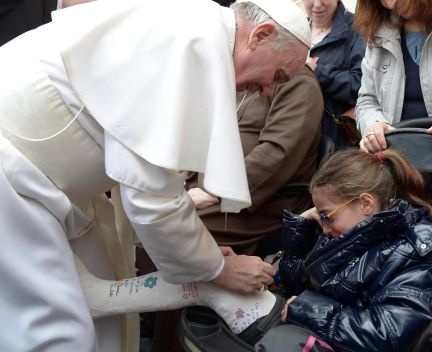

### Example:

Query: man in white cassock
xmin=0 ymin=0 xmax=310 ymax=350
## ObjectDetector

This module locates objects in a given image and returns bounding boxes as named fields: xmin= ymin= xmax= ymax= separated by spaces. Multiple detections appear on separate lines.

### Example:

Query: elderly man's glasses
xmin=319 ymin=197 xmax=359 ymax=226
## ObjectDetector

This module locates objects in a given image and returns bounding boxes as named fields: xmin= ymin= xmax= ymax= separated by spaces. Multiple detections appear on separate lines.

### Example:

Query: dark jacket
xmin=186 ymin=67 xmax=323 ymax=254
xmin=310 ymin=2 xmax=365 ymax=147
xmin=279 ymin=200 xmax=432 ymax=352
xmin=0 ymin=0 xmax=56 ymax=46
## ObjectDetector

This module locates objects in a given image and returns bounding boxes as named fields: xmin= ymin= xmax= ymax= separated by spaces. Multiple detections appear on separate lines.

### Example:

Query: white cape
xmin=51 ymin=0 xmax=251 ymax=212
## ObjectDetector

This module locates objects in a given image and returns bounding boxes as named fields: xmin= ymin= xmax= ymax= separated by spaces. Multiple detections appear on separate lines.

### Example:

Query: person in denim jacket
xmin=279 ymin=148 xmax=432 ymax=351
xmin=355 ymin=0 xmax=432 ymax=153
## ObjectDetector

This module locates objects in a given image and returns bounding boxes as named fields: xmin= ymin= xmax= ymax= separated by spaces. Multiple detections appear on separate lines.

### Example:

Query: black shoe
xmin=178 ymin=294 xmax=285 ymax=352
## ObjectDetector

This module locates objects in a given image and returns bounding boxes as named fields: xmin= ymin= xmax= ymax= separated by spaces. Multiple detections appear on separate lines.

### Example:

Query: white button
xmin=420 ymin=243 xmax=427 ymax=250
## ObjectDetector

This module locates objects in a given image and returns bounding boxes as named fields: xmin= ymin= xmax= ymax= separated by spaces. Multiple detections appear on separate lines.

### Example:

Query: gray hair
xmin=231 ymin=1 xmax=301 ymax=51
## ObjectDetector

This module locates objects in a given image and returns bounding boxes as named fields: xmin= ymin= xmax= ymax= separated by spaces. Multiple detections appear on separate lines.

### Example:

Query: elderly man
xmin=187 ymin=66 xmax=323 ymax=256
xmin=143 ymin=64 xmax=323 ymax=351
xmin=0 ymin=0 xmax=310 ymax=350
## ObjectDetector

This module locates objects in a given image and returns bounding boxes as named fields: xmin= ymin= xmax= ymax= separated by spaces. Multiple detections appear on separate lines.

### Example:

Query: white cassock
xmin=0 ymin=0 xmax=250 ymax=351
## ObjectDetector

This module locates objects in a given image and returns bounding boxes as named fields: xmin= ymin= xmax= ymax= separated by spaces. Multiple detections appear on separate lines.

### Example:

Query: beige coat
xmin=188 ymin=67 xmax=324 ymax=254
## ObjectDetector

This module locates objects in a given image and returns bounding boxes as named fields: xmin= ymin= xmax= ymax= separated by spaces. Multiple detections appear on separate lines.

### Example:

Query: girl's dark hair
xmin=354 ymin=0 xmax=432 ymax=41
xmin=310 ymin=148 xmax=432 ymax=213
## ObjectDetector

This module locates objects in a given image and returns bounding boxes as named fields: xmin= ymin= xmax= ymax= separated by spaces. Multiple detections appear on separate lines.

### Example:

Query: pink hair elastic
xmin=375 ymin=150 xmax=386 ymax=163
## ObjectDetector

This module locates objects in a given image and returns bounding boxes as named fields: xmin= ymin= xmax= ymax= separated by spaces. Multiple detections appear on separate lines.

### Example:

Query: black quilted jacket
xmin=279 ymin=200 xmax=432 ymax=352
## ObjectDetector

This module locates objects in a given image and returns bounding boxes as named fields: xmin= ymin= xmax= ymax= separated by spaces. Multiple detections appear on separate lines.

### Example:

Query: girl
xmin=279 ymin=148 xmax=432 ymax=351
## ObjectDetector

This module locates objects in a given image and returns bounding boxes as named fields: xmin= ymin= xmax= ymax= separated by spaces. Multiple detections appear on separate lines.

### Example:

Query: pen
xmin=270 ymin=250 xmax=284 ymax=265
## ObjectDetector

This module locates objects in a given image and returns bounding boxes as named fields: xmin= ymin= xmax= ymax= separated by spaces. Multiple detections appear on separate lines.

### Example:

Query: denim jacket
xmin=356 ymin=22 xmax=432 ymax=134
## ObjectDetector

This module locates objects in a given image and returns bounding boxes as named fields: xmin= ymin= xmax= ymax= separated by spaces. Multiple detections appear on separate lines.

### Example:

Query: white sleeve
xmin=104 ymin=132 xmax=224 ymax=284
xmin=356 ymin=52 xmax=391 ymax=134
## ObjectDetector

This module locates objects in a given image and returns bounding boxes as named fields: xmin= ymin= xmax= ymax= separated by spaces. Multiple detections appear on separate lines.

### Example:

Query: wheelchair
xmin=386 ymin=117 xmax=432 ymax=198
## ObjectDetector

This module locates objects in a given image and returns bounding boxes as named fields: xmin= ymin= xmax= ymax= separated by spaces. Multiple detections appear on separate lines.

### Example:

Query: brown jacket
xmin=188 ymin=67 xmax=324 ymax=254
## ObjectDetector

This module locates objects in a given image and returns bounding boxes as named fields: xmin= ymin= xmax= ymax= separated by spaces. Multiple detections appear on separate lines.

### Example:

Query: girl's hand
xmin=281 ymin=295 xmax=297 ymax=322
xmin=300 ymin=207 xmax=320 ymax=222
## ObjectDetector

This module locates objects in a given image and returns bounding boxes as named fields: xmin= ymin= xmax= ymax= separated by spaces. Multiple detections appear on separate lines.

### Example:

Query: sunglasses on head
xmin=319 ymin=197 xmax=359 ymax=226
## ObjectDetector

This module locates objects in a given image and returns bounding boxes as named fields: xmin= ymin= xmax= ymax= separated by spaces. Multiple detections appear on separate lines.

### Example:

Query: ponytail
xmin=310 ymin=148 xmax=432 ymax=214
xmin=380 ymin=149 xmax=432 ymax=214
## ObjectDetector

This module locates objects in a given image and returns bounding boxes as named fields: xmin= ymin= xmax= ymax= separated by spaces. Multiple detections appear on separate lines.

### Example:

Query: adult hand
xmin=359 ymin=122 xmax=395 ymax=153
xmin=62 ymin=0 xmax=94 ymax=8
xmin=211 ymin=255 xmax=276 ymax=294
xmin=306 ymin=56 xmax=319 ymax=71
xmin=300 ymin=207 xmax=320 ymax=222
xmin=426 ymin=126 xmax=432 ymax=134
xmin=219 ymin=246 xmax=237 ymax=256
xmin=188 ymin=187 xmax=219 ymax=210
xmin=281 ymin=295 xmax=297 ymax=322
